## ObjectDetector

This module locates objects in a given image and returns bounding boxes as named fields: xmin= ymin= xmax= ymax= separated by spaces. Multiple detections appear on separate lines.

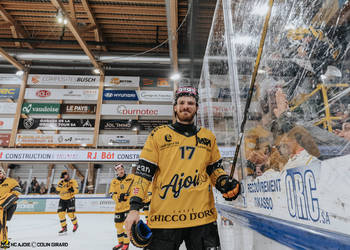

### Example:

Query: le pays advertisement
xmin=21 ymin=103 xmax=97 ymax=115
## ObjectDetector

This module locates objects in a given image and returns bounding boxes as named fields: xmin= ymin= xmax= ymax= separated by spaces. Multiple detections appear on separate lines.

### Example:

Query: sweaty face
xmin=174 ymin=96 xmax=198 ymax=124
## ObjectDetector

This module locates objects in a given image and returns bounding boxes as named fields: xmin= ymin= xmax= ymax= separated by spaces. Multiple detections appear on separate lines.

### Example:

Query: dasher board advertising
xmin=28 ymin=74 xmax=100 ymax=86
xmin=18 ymin=118 xmax=95 ymax=130
xmin=0 ymin=134 xmax=10 ymax=146
xmin=138 ymin=90 xmax=173 ymax=102
xmin=0 ymin=74 xmax=23 ymax=85
xmin=98 ymin=134 xmax=148 ymax=146
xmin=61 ymin=104 xmax=97 ymax=114
xmin=24 ymin=88 xmax=98 ymax=100
xmin=0 ymin=118 xmax=14 ymax=130
xmin=100 ymin=119 xmax=172 ymax=131
xmin=21 ymin=103 xmax=60 ymax=114
xmin=0 ymin=147 xmax=233 ymax=162
xmin=16 ymin=134 xmax=93 ymax=146
xmin=103 ymin=90 xmax=138 ymax=101
xmin=140 ymin=77 xmax=172 ymax=88
xmin=0 ymin=103 xmax=17 ymax=114
xmin=0 ymin=88 xmax=20 ymax=99
xmin=101 ymin=104 xmax=172 ymax=116
xmin=104 ymin=76 xmax=139 ymax=87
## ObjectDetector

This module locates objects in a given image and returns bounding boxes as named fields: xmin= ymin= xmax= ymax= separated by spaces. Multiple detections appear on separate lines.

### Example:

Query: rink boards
xmin=216 ymin=154 xmax=350 ymax=249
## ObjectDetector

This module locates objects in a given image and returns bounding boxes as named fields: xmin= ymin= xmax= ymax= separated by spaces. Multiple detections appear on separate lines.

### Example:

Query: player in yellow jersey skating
xmin=0 ymin=167 xmax=21 ymax=248
xmin=56 ymin=170 xmax=79 ymax=234
xmin=125 ymin=86 xmax=240 ymax=249
xmin=110 ymin=164 xmax=134 ymax=250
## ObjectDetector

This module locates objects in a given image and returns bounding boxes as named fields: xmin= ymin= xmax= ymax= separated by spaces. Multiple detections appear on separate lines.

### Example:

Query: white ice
xmin=7 ymin=213 xmax=281 ymax=250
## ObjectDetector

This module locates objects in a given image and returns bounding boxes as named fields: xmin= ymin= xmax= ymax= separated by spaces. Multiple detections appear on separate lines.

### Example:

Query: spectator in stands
xmin=30 ymin=177 xmax=38 ymax=193
xmin=50 ymin=184 xmax=57 ymax=194
xmin=16 ymin=177 xmax=24 ymax=191
xmin=39 ymin=182 xmax=47 ymax=194
xmin=33 ymin=182 xmax=40 ymax=194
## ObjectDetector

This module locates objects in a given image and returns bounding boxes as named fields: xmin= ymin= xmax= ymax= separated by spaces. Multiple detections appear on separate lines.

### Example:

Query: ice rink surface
xmin=7 ymin=213 xmax=237 ymax=250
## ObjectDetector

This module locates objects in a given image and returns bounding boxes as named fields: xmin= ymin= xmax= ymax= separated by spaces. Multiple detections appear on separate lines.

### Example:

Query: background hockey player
xmin=56 ymin=170 xmax=79 ymax=234
xmin=0 ymin=167 xmax=21 ymax=248
xmin=109 ymin=164 xmax=134 ymax=250
xmin=125 ymin=86 xmax=241 ymax=249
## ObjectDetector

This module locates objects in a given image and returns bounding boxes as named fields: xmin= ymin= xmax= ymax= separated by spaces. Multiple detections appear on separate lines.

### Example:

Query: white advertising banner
xmin=0 ymin=74 xmax=23 ymax=85
xmin=98 ymin=134 xmax=148 ymax=147
xmin=25 ymin=88 xmax=98 ymax=100
xmin=0 ymin=103 xmax=17 ymax=114
xmin=138 ymin=90 xmax=173 ymax=102
xmin=28 ymin=74 xmax=100 ymax=86
xmin=16 ymin=134 xmax=94 ymax=146
xmin=42 ymin=195 xmax=116 ymax=212
xmin=104 ymin=76 xmax=140 ymax=87
xmin=0 ymin=118 xmax=14 ymax=130
xmin=101 ymin=104 xmax=172 ymax=116
xmin=0 ymin=147 xmax=232 ymax=162
xmin=218 ymin=154 xmax=350 ymax=236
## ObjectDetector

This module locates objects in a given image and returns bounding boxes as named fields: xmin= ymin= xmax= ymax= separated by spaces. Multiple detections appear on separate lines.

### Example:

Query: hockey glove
xmin=130 ymin=220 xmax=152 ymax=248
xmin=118 ymin=193 xmax=127 ymax=202
xmin=68 ymin=187 xmax=75 ymax=193
xmin=0 ymin=194 xmax=18 ymax=210
xmin=215 ymin=175 xmax=240 ymax=201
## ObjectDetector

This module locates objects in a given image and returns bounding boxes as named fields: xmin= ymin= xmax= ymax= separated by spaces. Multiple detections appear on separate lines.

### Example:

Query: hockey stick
xmin=229 ymin=0 xmax=275 ymax=179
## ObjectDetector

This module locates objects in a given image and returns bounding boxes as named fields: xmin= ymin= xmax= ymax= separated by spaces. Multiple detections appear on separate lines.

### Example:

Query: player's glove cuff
xmin=130 ymin=197 xmax=144 ymax=211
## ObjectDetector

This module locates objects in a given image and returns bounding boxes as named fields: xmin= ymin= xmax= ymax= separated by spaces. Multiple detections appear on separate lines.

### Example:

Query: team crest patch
xmin=133 ymin=187 xmax=140 ymax=195
xmin=164 ymin=134 xmax=172 ymax=142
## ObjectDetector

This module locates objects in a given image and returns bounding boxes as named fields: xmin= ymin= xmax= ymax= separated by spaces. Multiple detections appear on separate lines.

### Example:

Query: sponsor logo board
xmin=21 ymin=103 xmax=60 ymax=114
xmin=138 ymin=90 xmax=173 ymax=102
xmin=103 ymin=90 xmax=138 ymax=101
xmin=25 ymin=88 xmax=98 ymax=100
xmin=16 ymin=134 xmax=93 ymax=146
xmin=98 ymin=134 xmax=148 ymax=146
xmin=18 ymin=118 xmax=95 ymax=130
xmin=0 ymin=74 xmax=23 ymax=85
xmin=140 ymin=77 xmax=172 ymax=88
xmin=0 ymin=88 xmax=20 ymax=99
xmin=61 ymin=104 xmax=97 ymax=114
xmin=0 ymin=134 xmax=10 ymax=146
xmin=101 ymin=104 xmax=172 ymax=116
xmin=100 ymin=119 xmax=172 ymax=131
xmin=28 ymin=74 xmax=100 ymax=86
xmin=0 ymin=103 xmax=17 ymax=114
xmin=0 ymin=118 xmax=14 ymax=130
xmin=104 ymin=76 xmax=139 ymax=87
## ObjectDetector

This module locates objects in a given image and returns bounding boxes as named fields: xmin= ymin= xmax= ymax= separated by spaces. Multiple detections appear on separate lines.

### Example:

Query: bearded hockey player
xmin=125 ymin=86 xmax=241 ymax=249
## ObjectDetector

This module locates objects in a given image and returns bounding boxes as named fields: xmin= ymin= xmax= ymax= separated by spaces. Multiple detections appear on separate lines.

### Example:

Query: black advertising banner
xmin=140 ymin=77 xmax=172 ymax=88
xmin=100 ymin=120 xmax=172 ymax=131
xmin=62 ymin=104 xmax=97 ymax=114
xmin=18 ymin=118 xmax=95 ymax=130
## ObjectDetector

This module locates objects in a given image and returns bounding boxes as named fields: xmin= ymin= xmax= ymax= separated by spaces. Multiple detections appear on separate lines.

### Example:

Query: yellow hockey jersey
xmin=109 ymin=174 xmax=134 ymax=213
xmin=56 ymin=179 xmax=78 ymax=200
xmin=130 ymin=124 xmax=227 ymax=229
xmin=0 ymin=178 xmax=21 ymax=205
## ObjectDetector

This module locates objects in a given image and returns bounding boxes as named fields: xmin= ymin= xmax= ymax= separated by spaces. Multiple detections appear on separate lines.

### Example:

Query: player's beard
xmin=177 ymin=110 xmax=196 ymax=123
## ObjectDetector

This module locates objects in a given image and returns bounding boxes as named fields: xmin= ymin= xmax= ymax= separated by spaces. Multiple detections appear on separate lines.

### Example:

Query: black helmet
xmin=174 ymin=86 xmax=199 ymax=105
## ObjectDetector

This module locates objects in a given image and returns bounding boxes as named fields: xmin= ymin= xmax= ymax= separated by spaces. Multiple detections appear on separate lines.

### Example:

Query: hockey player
xmin=0 ymin=167 xmax=21 ymax=248
xmin=125 ymin=86 xmax=241 ymax=249
xmin=109 ymin=164 xmax=134 ymax=250
xmin=56 ymin=170 xmax=79 ymax=234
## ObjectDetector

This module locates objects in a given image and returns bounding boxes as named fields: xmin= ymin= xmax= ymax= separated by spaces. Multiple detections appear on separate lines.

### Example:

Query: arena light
xmin=170 ymin=72 xmax=181 ymax=81
xmin=16 ymin=70 xmax=24 ymax=76
xmin=93 ymin=68 xmax=101 ymax=74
